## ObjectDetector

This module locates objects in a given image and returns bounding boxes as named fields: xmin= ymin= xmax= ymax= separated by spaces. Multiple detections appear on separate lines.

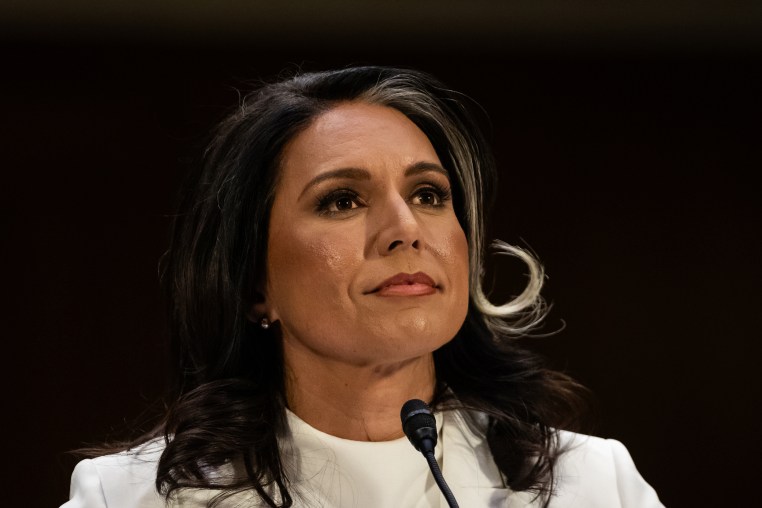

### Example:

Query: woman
xmin=63 ymin=66 xmax=663 ymax=507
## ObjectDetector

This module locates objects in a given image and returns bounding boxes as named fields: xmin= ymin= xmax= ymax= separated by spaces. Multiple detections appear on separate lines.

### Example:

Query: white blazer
xmin=62 ymin=410 xmax=664 ymax=507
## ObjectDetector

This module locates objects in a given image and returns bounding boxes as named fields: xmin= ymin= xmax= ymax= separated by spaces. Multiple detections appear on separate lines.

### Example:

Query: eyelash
xmin=315 ymin=183 xmax=452 ymax=216
xmin=413 ymin=183 xmax=452 ymax=207
xmin=315 ymin=189 xmax=362 ymax=216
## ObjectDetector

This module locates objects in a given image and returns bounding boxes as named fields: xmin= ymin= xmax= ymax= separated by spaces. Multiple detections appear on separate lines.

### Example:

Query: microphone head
xmin=400 ymin=399 xmax=438 ymax=453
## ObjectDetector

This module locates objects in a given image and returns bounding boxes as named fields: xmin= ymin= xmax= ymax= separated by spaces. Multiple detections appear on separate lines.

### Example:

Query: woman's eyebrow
xmin=299 ymin=167 xmax=371 ymax=199
xmin=405 ymin=161 xmax=449 ymax=179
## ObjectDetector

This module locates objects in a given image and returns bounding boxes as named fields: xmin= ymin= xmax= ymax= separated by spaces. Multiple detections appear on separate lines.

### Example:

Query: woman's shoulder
xmin=446 ymin=411 xmax=664 ymax=507
xmin=552 ymin=430 xmax=664 ymax=507
xmin=61 ymin=439 xmax=166 ymax=508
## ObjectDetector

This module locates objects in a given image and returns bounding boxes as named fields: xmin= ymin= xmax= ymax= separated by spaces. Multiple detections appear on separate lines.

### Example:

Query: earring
xmin=260 ymin=317 xmax=270 ymax=330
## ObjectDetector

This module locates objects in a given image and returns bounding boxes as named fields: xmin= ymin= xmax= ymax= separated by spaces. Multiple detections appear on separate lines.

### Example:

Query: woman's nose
xmin=373 ymin=195 xmax=423 ymax=256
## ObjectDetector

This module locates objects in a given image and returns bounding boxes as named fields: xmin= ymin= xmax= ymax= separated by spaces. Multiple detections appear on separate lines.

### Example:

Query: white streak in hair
xmin=473 ymin=240 xmax=548 ymax=336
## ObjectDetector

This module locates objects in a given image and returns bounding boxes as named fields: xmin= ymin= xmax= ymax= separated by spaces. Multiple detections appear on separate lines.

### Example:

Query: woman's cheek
xmin=307 ymin=236 xmax=353 ymax=273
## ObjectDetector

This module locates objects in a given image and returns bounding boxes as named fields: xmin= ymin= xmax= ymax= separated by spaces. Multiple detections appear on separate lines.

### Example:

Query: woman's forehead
xmin=276 ymin=102 xmax=443 ymax=190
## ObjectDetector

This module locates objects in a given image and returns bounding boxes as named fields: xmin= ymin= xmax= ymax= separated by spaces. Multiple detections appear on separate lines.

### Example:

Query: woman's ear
xmin=247 ymin=288 xmax=269 ymax=323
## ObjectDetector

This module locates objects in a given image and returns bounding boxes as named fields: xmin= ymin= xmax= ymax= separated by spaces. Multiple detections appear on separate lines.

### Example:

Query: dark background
xmin=3 ymin=2 xmax=760 ymax=507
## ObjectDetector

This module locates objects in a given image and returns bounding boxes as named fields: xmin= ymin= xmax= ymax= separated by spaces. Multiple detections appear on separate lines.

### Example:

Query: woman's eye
xmin=333 ymin=196 xmax=357 ymax=211
xmin=316 ymin=190 xmax=361 ymax=215
xmin=416 ymin=190 xmax=440 ymax=206
xmin=412 ymin=185 xmax=451 ymax=207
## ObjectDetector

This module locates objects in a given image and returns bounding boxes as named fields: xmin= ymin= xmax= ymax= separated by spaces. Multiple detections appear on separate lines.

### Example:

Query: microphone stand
xmin=401 ymin=399 xmax=460 ymax=508
xmin=423 ymin=448 xmax=459 ymax=508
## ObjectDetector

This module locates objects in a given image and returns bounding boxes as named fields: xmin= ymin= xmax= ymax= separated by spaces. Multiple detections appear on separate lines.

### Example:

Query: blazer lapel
xmin=441 ymin=410 xmax=540 ymax=508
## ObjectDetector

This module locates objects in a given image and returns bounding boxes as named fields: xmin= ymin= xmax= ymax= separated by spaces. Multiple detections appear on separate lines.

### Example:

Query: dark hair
xmin=155 ymin=66 xmax=586 ymax=507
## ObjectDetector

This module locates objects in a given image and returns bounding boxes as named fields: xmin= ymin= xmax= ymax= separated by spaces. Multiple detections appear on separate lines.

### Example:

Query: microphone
xmin=400 ymin=399 xmax=460 ymax=508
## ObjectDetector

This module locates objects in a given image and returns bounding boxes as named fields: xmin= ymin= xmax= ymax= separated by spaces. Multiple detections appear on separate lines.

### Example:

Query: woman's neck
xmin=283 ymin=347 xmax=436 ymax=442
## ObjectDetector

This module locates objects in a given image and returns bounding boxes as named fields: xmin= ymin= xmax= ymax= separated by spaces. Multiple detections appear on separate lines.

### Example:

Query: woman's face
xmin=262 ymin=102 xmax=469 ymax=368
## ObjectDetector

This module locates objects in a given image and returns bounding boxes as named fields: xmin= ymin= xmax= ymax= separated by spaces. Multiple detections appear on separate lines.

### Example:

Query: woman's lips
xmin=371 ymin=272 xmax=438 ymax=297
